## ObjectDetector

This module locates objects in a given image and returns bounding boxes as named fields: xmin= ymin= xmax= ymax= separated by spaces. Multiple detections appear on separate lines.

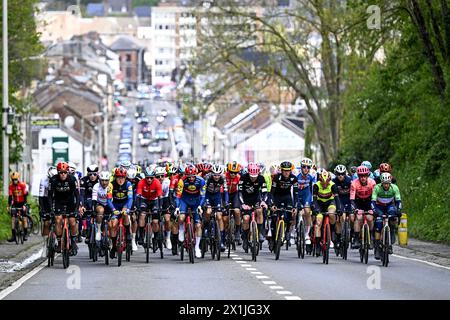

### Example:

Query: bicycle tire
xmin=227 ymin=217 xmax=234 ymax=258
xmin=103 ymin=224 xmax=109 ymax=265
xmin=47 ymin=231 xmax=55 ymax=267
xmin=117 ymin=227 xmax=123 ymax=267
xmin=188 ymin=223 xmax=194 ymax=264
xmin=159 ymin=221 xmax=164 ymax=259
xmin=126 ymin=243 xmax=131 ymax=262
xmin=31 ymin=215 xmax=41 ymax=235
xmin=145 ymin=222 xmax=151 ymax=263
xmin=323 ymin=223 xmax=330 ymax=264
xmin=210 ymin=222 xmax=216 ymax=260
xmin=297 ymin=220 xmax=306 ymax=259
xmin=216 ymin=219 xmax=221 ymax=261
xmin=359 ymin=225 xmax=365 ymax=263
xmin=251 ymin=221 xmax=258 ymax=262
xmin=382 ymin=226 xmax=390 ymax=267
xmin=364 ymin=225 xmax=369 ymax=264
xmin=62 ymin=228 xmax=70 ymax=269
xmin=275 ymin=220 xmax=283 ymax=260
xmin=342 ymin=220 xmax=349 ymax=260
xmin=180 ymin=239 xmax=184 ymax=261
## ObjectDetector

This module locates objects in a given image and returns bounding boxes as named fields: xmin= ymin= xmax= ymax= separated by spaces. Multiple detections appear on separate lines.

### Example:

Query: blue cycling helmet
xmin=361 ymin=161 xmax=372 ymax=171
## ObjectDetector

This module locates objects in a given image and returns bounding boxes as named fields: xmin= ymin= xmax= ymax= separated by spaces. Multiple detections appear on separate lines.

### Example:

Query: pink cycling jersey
xmin=350 ymin=178 xmax=376 ymax=200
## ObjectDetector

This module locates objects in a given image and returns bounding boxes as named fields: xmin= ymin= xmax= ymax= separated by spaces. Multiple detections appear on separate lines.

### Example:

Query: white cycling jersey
xmin=161 ymin=178 xmax=170 ymax=198
xmin=92 ymin=182 xmax=110 ymax=206
xmin=39 ymin=176 xmax=50 ymax=197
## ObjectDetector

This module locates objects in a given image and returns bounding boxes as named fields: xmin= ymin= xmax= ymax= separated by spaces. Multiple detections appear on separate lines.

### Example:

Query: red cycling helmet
xmin=115 ymin=167 xmax=127 ymax=177
xmin=379 ymin=163 xmax=391 ymax=173
xmin=196 ymin=162 xmax=205 ymax=172
xmin=202 ymin=162 xmax=212 ymax=173
xmin=356 ymin=165 xmax=370 ymax=176
xmin=57 ymin=162 xmax=69 ymax=172
xmin=185 ymin=165 xmax=198 ymax=176
xmin=248 ymin=162 xmax=260 ymax=177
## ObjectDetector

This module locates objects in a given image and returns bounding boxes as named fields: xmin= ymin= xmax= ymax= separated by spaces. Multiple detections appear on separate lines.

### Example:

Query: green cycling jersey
xmin=372 ymin=183 xmax=401 ymax=205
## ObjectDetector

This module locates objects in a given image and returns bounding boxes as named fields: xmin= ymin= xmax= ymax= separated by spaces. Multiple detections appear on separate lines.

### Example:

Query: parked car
xmin=137 ymin=117 xmax=149 ymax=125
xmin=119 ymin=138 xmax=132 ymax=145
xmin=119 ymin=143 xmax=132 ymax=154
xmin=140 ymin=134 xmax=151 ymax=147
xmin=155 ymin=129 xmax=169 ymax=141
xmin=148 ymin=142 xmax=162 ymax=153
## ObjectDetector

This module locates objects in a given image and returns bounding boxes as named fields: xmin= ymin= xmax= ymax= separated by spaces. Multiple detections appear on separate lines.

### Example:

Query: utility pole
xmin=2 ymin=0 xmax=9 ymax=195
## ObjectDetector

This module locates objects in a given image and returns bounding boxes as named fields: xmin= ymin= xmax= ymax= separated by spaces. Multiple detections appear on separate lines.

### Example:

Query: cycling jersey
xmin=205 ymin=174 xmax=229 ymax=207
xmin=176 ymin=176 xmax=206 ymax=205
xmin=312 ymin=181 xmax=341 ymax=213
xmin=39 ymin=177 xmax=51 ymax=214
xmin=110 ymin=180 xmax=133 ymax=211
xmin=80 ymin=176 xmax=98 ymax=206
xmin=371 ymin=184 xmax=401 ymax=206
xmin=92 ymin=182 xmax=114 ymax=210
xmin=271 ymin=173 xmax=298 ymax=208
xmin=350 ymin=178 xmax=376 ymax=200
xmin=48 ymin=175 xmax=80 ymax=214
xmin=225 ymin=172 xmax=240 ymax=194
xmin=136 ymin=178 xmax=162 ymax=201
xmin=169 ymin=174 xmax=181 ymax=207
xmin=332 ymin=175 xmax=352 ymax=211
xmin=297 ymin=172 xmax=315 ymax=208
xmin=9 ymin=182 xmax=28 ymax=205
xmin=238 ymin=173 xmax=268 ymax=205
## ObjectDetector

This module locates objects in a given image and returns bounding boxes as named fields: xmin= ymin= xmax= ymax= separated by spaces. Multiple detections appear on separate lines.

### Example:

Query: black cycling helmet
xmin=280 ymin=161 xmax=293 ymax=171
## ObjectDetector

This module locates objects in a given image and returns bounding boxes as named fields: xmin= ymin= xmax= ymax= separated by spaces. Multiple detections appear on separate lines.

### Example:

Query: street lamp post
xmin=81 ymin=112 xmax=103 ymax=172
xmin=2 ymin=0 xmax=9 ymax=195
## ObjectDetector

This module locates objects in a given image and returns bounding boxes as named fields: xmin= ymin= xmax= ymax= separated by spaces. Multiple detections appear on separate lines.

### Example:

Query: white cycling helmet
xmin=334 ymin=164 xmax=347 ymax=175
xmin=155 ymin=166 xmax=166 ymax=177
xmin=99 ymin=171 xmax=111 ymax=180
xmin=47 ymin=166 xmax=58 ymax=178
xmin=127 ymin=167 xmax=137 ymax=179
xmin=211 ymin=164 xmax=224 ymax=175
xmin=301 ymin=157 xmax=313 ymax=167
xmin=68 ymin=161 xmax=77 ymax=174
xmin=380 ymin=172 xmax=392 ymax=184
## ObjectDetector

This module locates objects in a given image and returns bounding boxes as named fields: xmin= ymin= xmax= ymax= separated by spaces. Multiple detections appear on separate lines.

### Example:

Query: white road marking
xmin=285 ymin=296 xmax=302 ymax=300
xmin=262 ymin=281 xmax=277 ymax=285
xmin=276 ymin=291 xmax=292 ymax=295
xmin=392 ymin=254 xmax=450 ymax=271
xmin=240 ymin=264 xmax=252 ymax=267
xmin=246 ymin=268 xmax=257 ymax=271
xmin=232 ymin=257 xmax=243 ymax=260
xmin=269 ymin=286 xmax=284 ymax=290
xmin=256 ymin=275 xmax=269 ymax=279
xmin=0 ymin=260 xmax=47 ymax=300
xmin=251 ymin=272 xmax=263 ymax=275
xmin=235 ymin=261 xmax=246 ymax=264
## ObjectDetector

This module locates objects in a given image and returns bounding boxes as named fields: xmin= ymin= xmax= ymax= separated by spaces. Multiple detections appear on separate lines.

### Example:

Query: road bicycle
xmin=312 ymin=211 xmax=332 ymax=264
xmin=60 ymin=211 xmax=72 ymax=269
xmin=47 ymin=215 xmax=57 ymax=267
xmin=295 ymin=209 xmax=306 ymax=259
xmin=10 ymin=207 xmax=25 ymax=244
xmin=226 ymin=208 xmax=236 ymax=258
xmin=143 ymin=209 xmax=154 ymax=263
xmin=115 ymin=210 xmax=131 ymax=267
xmin=152 ymin=209 xmax=164 ymax=259
xmin=200 ymin=205 xmax=221 ymax=261
xmin=358 ymin=210 xmax=372 ymax=265
xmin=380 ymin=212 xmax=395 ymax=267
xmin=340 ymin=210 xmax=351 ymax=261
xmin=243 ymin=205 xmax=259 ymax=262
xmin=272 ymin=206 xmax=287 ymax=261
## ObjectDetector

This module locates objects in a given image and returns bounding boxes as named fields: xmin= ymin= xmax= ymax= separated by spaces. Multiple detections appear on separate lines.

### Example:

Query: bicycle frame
xmin=358 ymin=210 xmax=371 ymax=264
xmin=380 ymin=214 xmax=391 ymax=267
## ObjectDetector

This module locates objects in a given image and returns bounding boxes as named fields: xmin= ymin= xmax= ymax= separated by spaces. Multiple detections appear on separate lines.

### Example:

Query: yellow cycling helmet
xmin=135 ymin=165 xmax=142 ymax=174
xmin=10 ymin=172 xmax=20 ymax=180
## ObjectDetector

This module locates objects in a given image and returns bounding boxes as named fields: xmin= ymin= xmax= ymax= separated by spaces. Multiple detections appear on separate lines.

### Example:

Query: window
xmin=126 ymin=54 xmax=131 ymax=62
xmin=126 ymin=67 xmax=132 ymax=78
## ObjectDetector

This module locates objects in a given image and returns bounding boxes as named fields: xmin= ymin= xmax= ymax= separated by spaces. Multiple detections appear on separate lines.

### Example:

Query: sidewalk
xmin=394 ymin=238 xmax=450 ymax=268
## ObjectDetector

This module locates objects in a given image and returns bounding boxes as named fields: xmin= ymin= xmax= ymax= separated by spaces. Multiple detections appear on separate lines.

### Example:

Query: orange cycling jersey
xmin=9 ymin=182 xmax=28 ymax=204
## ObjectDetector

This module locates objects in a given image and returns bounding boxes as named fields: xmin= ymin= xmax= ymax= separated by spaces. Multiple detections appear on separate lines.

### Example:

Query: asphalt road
xmin=3 ymin=239 xmax=450 ymax=300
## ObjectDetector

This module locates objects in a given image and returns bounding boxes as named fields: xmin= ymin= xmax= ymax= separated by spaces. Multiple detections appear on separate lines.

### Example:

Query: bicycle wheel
xmin=297 ymin=220 xmax=305 ymax=259
xmin=180 ymin=238 xmax=184 ymax=261
xmin=188 ymin=223 xmax=194 ymax=264
xmin=251 ymin=221 xmax=258 ymax=262
xmin=159 ymin=221 xmax=164 ymax=259
xmin=342 ymin=220 xmax=349 ymax=260
xmin=382 ymin=226 xmax=390 ymax=267
xmin=145 ymin=223 xmax=151 ymax=263
xmin=215 ymin=219 xmax=221 ymax=261
xmin=62 ymin=228 xmax=70 ymax=269
xmin=359 ymin=226 xmax=365 ymax=263
xmin=117 ymin=227 xmax=123 ymax=267
xmin=275 ymin=221 xmax=284 ymax=260
xmin=15 ymin=220 xmax=20 ymax=245
xmin=363 ymin=225 xmax=369 ymax=264
xmin=104 ymin=238 xmax=109 ymax=266
xmin=211 ymin=223 xmax=216 ymax=260
xmin=322 ymin=223 xmax=330 ymax=264
xmin=47 ymin=231 xmax=55 ymax=267
xmin=31 ymin=215 xmax=41 ymax=235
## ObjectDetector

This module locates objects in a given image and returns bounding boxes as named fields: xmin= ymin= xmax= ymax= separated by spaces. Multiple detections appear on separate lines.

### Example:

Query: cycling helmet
xmin=356 ymin=165 xmax=370 ymax=176
xmin=114 ymin=167 xmax=127 ymax=178
xmin=269 ymin=164 xmax=279 ymax=175
xmin=47 ymin=166 xmax=58 ymax=178
xmin=379 ymin=163 xmax=391 ymax=173
xmin=334 ymin=164 xmax=347 ymax=175
xmin=248 ymin=162 xmax=260 ymax=177
xmin=259 ymin=163 xmax=266 ymax=173
xmin=241 ymin=167 xmax=248 ymax=175
xmin=68 ymin=162 xmax=77 ymax=174
xmin=10 ymin=172 xmax=20 ymax=180
xmin=87 ymin=164 xmax=99 ymax=173
xmin=185 ymin=165 xmax=198 ymax=176
xmin=211 ymin=164 xmax=224 ymax=175
xmin=168 ymin=165 xmax=178 ymax=175
xmin=138 ymin=172 xmax=146 ymax=180
xmin=198 ymin=162 xmax=212 ymax=173
xmin=120 ymin=160 xmax=132 ymax=170
xmin=374 ymin=169 xmax=381 ymax=179
xmin=155 ymin=166 xmax=166 ymax=177
xmin=350 ymin=166 xmax=357 ymax=174
xmin=280 ymin=161 xmax=294 ymax=171
xmin=127 ymin=167 xmax=137 ymax=179
xmin=135 ymin=165 xmax=142 ymax=174
xmin=380 ymin=172 xmax=392 ymax=184
xmin=361 ymin=161 xmax=372 ymax=171
xmin=301 ymin=157 xmax=313 ymax=167
xmin=144 ymin=166 xmax=156 ymax=177
xmin=227 ymin=161 xmax=241 ymax=173
xmin=57 ymin=162 xmax=69 ymax=172
xmin=319 ymin=170 xmax=331 ymax=183
xmin=99 ymin=171 xmax=111 ymax=180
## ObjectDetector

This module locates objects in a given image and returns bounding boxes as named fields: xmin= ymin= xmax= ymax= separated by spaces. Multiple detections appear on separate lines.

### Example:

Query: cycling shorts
xmin=179 ymin=198 xmax=202 ymax=224
xmin=315 ymin=200 xmax=336 ymax=215
xmin=205 ymin=193 xmax=223 ymax=208
xmin=54 ymin=203 xmax=77 ymax=218
xmin=138 ymin=199 xmax=160 ymax=220
xmin=298 ymin=189 xmax=312 ymax=208
xmin=229 ymin=192 xmax=241 ymax=209
xmin=354 ymin=198 xmax=372 ymax=212
xmin=10 ymin=202 xmax=27 ymax=218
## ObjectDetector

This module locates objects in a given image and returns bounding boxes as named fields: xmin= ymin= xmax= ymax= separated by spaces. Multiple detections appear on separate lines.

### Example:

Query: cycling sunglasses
xmin=358 ymin=174 xmax=369 ymax=178
xmin=301 ymin=165 xmax=311 ymax=169
xmin=156 ymin=175 xmax=164 ymax=179
xmin=58 ymin=171 xmax=68 ymax=174
xmin=88 ymin=173 xmax=98 ymax=176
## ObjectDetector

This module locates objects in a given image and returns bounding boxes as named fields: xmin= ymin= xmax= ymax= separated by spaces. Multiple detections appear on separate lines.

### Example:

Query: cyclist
xmin=332 ymin=165 xmax=352 ymax=250
xmin=312 ymin=170 xmax=342 ymax=255
xmin=197 ymin=162 xmax=212 ymax=178
xmin=175 ymin=165 xmax=206 ymax=258
xmin=126 ymin=167 xmax=140 ymax=252
xmin=375 ymin=163 xmax=397 ymax=184
xmin=169 ymin=165 xmax=182 ymax=254
xmin=225 ymin=161 xmax=242 ymax=245
xmin=270 ymin=161 xmax=298 ymax=249
xmin=350 ymin=165 xmax=377 ymax=249
xmin=7 ymin=172 xmax=30 ymax=242
xmin=135 ymin=167 xmax=163 ymax=250
xmin=238 ymin=163 xmax=268 ymax=252
xmin=108 ymin=167 xmax=133 ymax=258
xmin=352 ymin=161 xmax=375 ymax=180
xmin=48 ymin=162 xmax=80 ymax=256
xmin=155 ymin=166 xmax=172 ymax=251
xmin=79 ymin=164 xmax=99 ymax=244
xmin=372 ymin=172 xmax=402 ymax=259
xmin=92 ymin=171 xmax=114 ymax=256
xmin=296 ymin=157 xmax=316 ymax=246
xmin=38 ymin=166 xmax=58 ymax=255
xmin=350 ymin=166 xmax=358 ymax=181
xmin=204 ymin=164 xmax=229 ymax=252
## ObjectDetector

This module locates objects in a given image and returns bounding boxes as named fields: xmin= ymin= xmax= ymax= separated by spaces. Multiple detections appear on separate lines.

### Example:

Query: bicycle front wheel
xmin=145 ymin=223 xmax=151 ymax=263
xmin=62 ymin=228 xmax=70 ymax=269
xmin=382 ymin=226 xmax=390 ymax=267
xmin=188 ymin=223 xmax=195 ymax=264
xmin=251 ymin=221 xmax=258 ymax=262
xmin=216 ymin=219 xmax=221 ymax=261
xmin=363 ymin=225 xmax=369 ymax=264
xmin=323 ymin=223 xmax=330 ymax=264
xmin=275 ymin=221 xmax=284 ymax=260
xmin=297 ymin=220 xmax=305 ymax=259
xmin=117 ymin=227 xmax=123 ymax=267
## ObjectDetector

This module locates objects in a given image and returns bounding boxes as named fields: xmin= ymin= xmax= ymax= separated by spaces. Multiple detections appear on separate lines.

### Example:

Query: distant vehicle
xmin=140 ymin=136 xmax=151 ymax=147
xmin=118 ymin=152 xmax=132 ymax=161
xmin=140 ymin=125 xmax=150 ymax=134
xmin=173 ymin=117 xmax=183 ymax=128
xmin=137 ymin=117 xmax=149 ymax=125
xmin=155 ymin=129 xmax=169 ymax=141
xmin=160 ymin=109 xmax=168 ymax=117
xmin=137 ymin=83 xmax=150 ymax=93
xmin=117 ymin=105 xmax=127 ymax=116
xmin=119 ymin=138 xmax=132 ymax=145
xmin=148 ymin=142 xmax=162 ymax=153
xmin=156 ymin=115 xmax=165 ymax=124
xmin=119 ymin=143 xmax=132 ymax=154
xmin=123 ymin=118 xmax=132 ymax=125
xmin=135 ymin=104 xmax=144 ymax=118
